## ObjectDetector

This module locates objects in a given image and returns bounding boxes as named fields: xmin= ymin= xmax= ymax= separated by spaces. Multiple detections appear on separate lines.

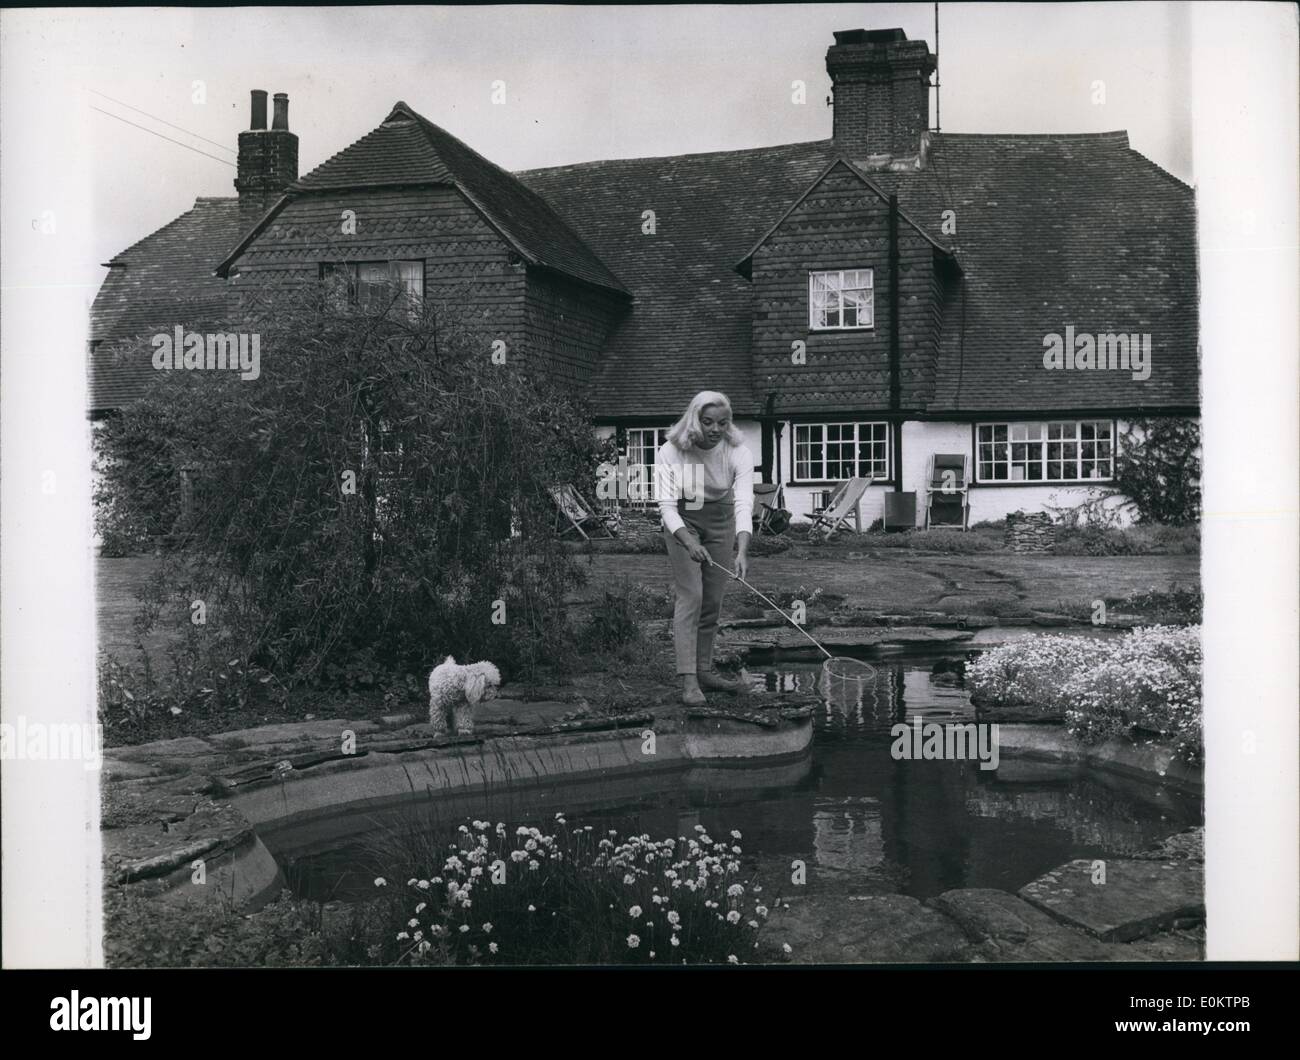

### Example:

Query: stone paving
xmin=763 ymin=827 xmax=1205 ymax=963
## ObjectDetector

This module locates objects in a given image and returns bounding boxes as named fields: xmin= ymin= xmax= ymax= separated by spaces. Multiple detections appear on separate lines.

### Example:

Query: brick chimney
xmin=235 ymin=90 xmax=298 ymax=218
xmin=826 ymin=28 xmax=936 ymax=161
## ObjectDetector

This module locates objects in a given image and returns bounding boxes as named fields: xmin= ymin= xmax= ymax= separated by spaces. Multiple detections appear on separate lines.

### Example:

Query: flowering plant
xmin=382 ymin=817 xmax=779 ymax=965
xmin=967 ymin=625 xmax=1201 ymax=761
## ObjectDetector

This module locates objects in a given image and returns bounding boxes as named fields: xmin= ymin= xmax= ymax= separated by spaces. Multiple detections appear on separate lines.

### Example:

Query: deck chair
xmin=805 ymin=476 xmax=871 ymax=540
xmin=925 ymin=453 xmax=970 ymax=529
xmin=752 ymin=482 xmax=789 ymax=535
xmin=550 ymin=483 xmax=616 ymax=540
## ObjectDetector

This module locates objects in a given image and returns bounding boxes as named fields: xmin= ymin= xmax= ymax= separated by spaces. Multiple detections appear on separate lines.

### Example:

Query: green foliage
xmin=1053 ymin=523 xmax=1201 ymax=557
xmin=1113 ymin=418 xmax=1202 ymax=525
xmin=968 ymin=626 xmax=1202 ymax=761
xmin=576 ymin=578 xmax=644 ymax=653
xmin=104 ymin=889 xmax=331 ymax=968
xmin=93 ymin=288 xmax=601 ymax=700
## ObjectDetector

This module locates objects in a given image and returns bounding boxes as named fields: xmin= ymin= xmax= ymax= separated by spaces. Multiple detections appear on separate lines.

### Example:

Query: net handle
xmin=707 ymin=557 xmax=835 ymax=662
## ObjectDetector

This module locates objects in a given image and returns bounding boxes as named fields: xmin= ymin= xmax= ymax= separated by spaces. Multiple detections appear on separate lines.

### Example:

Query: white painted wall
xmin=597 ymin=415 xmax=1196 ymax=530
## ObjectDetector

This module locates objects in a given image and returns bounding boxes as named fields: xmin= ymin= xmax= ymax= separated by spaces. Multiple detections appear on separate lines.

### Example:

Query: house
xmin=89 ymin=28 xmax=1199 ymax=529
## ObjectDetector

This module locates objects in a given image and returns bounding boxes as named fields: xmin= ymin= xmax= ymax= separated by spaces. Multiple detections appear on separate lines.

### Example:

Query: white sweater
xmin=654 ymin=439 xmax=755 ymax=536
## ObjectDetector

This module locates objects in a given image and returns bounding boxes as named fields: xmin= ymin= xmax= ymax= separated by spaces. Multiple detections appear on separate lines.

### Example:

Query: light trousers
xmin=663 ymin=497 xmax=735 ymax=675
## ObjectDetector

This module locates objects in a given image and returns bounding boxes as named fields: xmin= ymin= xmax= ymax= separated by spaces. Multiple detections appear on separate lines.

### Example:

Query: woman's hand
xmin=734 ymin=532 xmax=751 ymax=580
xmin=675 ymin=528 xmax=711 ymax=565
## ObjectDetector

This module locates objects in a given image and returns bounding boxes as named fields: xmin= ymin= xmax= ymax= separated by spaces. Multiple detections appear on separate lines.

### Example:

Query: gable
xmin=218 ymin=103 xmax=628 ymax=297
xmin=745 ymin=161 xmax=953 ymax=413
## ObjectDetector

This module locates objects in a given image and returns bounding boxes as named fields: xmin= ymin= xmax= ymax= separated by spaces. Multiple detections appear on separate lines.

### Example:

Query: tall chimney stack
xmin=826 ymin=28 xmax=936 ymax=161
xmin=235 ymin=89 xmax=298 ymax=220
xmin=272 ymin=92 xmax=289 ymax=130
xmin=250 ymin=89 xmax=267 ymax=130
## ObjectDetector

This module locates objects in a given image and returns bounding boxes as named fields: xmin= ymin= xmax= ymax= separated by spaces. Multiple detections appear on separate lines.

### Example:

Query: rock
xmin=1005 ymin=511 xmax=1057 ymax=553
xmin=1131 ymin=826 xmax=1204 ymax=862
xmin=720 ymin=625 xmax=973 ymax=653
xmin=1018 ymin=858 xmax=1204 ymax=942
xmin=929 ymin=888 xmax=1117 ymax=961
xmin=763 ymin=894 xmax=970 ymax=964
xmin=974 ymin=700 xmax=1064 ymax=723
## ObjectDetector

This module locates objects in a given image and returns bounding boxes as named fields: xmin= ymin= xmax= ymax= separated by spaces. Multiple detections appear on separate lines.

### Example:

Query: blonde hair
xmin=666 ymin=391 xmax=743 ymax=451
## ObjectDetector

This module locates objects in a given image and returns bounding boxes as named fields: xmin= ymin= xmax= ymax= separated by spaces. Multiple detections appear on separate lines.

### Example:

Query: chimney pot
xmin=249 ymin=89 xmax=267 ymax=130
xmin=272 ymin=93 xmax=289 ymax=130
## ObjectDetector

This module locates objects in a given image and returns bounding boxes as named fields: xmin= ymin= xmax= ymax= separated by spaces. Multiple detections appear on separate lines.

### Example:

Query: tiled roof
xmin=516 ymin=131 xmax=1199 ymax=418
xmin=91 ymin=120 xmax=1198 ymax=421
xmin=88 ymin=197 xmax=245 ymax=413
xmin=258 ymin=102 xmax=628 ymax=295
xmin=517 ymin=140 xmax=840 ymax=418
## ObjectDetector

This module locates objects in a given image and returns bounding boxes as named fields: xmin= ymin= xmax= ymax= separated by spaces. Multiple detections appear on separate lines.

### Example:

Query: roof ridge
xmin=933 ymin=130 xmax=1131 ymax=141
xmin=105 ymin=196 xmax=237 ymax=265
xmin=514 ymin=137 xmax=835 ymax=176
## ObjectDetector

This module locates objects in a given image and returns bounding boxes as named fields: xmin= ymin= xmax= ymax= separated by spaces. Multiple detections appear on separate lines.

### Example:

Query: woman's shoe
xmin=681 ymin=685 xmax=707 ymax=707
xmin=698 ymin=670 xmax=745 ymax=693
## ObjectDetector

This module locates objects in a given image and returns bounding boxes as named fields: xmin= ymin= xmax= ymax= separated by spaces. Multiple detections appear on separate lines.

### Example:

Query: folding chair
xmin=925 ymin=453 xmax=970 ymax=529
xmin=752 ymin=482 xmax=786 ymax=535
xmin=550 ymin=483 xmax=617 ymax=540
xmin=805 ymin=476 xmax=872 ymax=541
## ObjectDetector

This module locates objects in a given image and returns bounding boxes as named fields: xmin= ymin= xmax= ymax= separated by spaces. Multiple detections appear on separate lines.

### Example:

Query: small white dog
xmin=427 ymin=656 xmax=502 ymax=735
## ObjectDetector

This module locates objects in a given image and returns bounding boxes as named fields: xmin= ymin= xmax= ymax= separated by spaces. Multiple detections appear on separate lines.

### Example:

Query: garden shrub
xmin=94 ymin=287 xmax=602 ymax=708
xmin=1113 ymin=418 xmax=1201 ymax=526
xmin=967 ymin=625 xmax=1202 ymax=760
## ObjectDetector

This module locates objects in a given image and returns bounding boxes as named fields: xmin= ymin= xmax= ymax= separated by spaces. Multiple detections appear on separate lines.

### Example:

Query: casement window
xmin=793 ymin=422 xmax=889 ymax=481
xmin=321 ymin=260 xmax=424 ymax=314
xmin=624 ymin=427 xmax=670 ymax=505
xmin=809 ymin=269 xmax=874 ymax=330
xmin=976 ymin=420 xmax=1114 ymax=482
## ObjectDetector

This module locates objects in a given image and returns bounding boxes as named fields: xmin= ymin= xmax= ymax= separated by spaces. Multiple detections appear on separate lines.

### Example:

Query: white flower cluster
xmin=968 ymin=625 xmax=1202 ymax=760
xmin=386 ymin=818 xmax=780 ymax=965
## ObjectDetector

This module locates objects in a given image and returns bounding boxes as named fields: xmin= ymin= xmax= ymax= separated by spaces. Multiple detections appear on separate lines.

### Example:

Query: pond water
xmin=279 ymin=650 xmax=1202 ymax=903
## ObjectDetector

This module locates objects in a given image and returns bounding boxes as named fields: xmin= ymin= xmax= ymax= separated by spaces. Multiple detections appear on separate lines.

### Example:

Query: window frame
xmin=320 ymin=260 xmax=425 ymax=315
xmin=623 ymin=426 xmax=670 ymax=506
xmin=974 ymin=419 xmax=1116 ymax=484
xmin=791 ymin=421 xmax=890 ymax=483
xmin=808 ymin=268 xmax=875 ymax=331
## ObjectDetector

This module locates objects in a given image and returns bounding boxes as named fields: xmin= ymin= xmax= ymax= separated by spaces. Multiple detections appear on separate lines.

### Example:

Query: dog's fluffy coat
xmin=427 ymin=656 xmax=502 ymax=735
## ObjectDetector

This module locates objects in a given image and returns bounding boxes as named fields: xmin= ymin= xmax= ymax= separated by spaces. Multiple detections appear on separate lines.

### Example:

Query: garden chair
xmin=805 ymin=476 xmax=871 ymax=541
xmin=925 ymin=453 xmax=969 ymax=530
xmin=752 ymin=482 xmax=790 ymax=535
xmin=550 ymin=483 xmax=617 ymax=540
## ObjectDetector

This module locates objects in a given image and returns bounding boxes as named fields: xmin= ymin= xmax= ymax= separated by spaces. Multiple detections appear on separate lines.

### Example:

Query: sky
xmin=4 ymin=2 xmax=1192 ymax=284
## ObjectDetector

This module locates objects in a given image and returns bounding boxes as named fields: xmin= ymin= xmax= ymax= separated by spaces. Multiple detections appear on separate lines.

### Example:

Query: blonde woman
xmin=655 ymin=391 xmax=754 ymax=706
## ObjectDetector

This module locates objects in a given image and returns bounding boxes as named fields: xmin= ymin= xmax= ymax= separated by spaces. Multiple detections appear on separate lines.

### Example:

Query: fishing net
xmin=708 ymin=557 xmax=878 ymax=709
xmin=820 ymin=656 xmax=878 ymax=710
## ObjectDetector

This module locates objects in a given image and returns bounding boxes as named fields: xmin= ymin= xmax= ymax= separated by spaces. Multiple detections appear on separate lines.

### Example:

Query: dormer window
xmin=809 ymin=268 xmax=873 ymax=330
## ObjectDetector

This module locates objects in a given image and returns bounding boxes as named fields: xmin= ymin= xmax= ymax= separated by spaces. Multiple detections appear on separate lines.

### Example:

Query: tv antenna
xmin=933 ymin=2 xmax=942 ymax=132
